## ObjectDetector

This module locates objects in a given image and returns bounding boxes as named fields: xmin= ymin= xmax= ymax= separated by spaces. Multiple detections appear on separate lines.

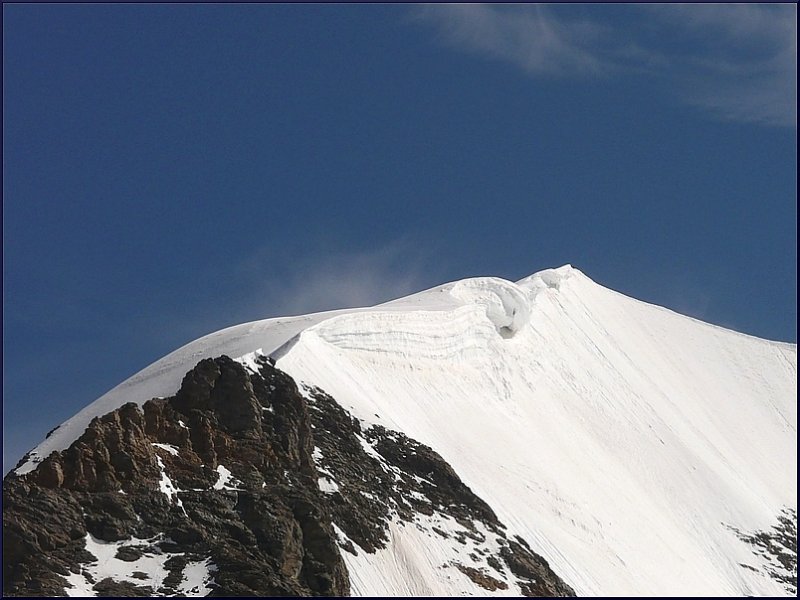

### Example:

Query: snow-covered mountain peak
xmin=375 ymin=264 xmax=582 ymax=339
xmin=11 ymin=264 xmax=787 ymax=478
xmin=8 ymin=265 xmax=796 ymax=597
xmin=516 ymin=263 xmax=579 ymax=291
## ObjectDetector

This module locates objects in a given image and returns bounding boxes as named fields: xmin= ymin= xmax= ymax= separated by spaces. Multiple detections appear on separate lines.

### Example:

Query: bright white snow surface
xmin=212 ymin=465 xmax=242 ymax=491
xmin=18 ymin=265 xmax=797 ymax=596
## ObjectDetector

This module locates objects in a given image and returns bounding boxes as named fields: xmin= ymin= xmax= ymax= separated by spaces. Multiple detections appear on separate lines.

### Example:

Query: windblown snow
xmin=16 ymin=265 xmax=797 ymax=596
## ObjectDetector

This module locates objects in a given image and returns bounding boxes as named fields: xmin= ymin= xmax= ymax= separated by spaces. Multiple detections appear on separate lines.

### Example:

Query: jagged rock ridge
xmin=727 ymin=508 xmax=798 ymax=595
xmin=3 ymin=355 xmax=573 ymax=597
xmin=305 ymin=386 xmax=574 ymax=596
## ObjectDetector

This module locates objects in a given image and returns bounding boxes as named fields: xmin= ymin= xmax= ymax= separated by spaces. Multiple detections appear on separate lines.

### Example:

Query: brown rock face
xmin=3 ymin=356 xmax=348 ymax=597
xmin=3 ymin=355 xmax=575 ymax=597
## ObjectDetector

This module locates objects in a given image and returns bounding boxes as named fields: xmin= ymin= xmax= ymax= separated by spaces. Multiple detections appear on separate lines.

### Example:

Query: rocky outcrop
xmin=727 ymin=508 xmax=798 ymax=595
xmin=4 ymin=356 xmax=347 ymax=597
xmin=3 ymin=355 xmax=574 ymax=597
xmin=304 ymin=386 xmax=575 ymax=597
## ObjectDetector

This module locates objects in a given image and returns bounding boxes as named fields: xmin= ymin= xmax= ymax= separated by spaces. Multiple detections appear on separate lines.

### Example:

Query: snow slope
xmin=16 ymin=265 xmax=797 ymax=596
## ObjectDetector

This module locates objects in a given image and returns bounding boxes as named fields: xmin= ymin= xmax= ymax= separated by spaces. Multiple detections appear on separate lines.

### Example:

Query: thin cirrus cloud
xmin=260 ymin=247 xmax=434 ymax=317
xmin=120 ymin=240 xmax=446 ymax=368
xmin=414 ymin=4 xmax=625 ymax=78
xmin=415 ymin=4 xmax=796 ymax=128
xmin=654 ymin=4 xmax=797 ymax=128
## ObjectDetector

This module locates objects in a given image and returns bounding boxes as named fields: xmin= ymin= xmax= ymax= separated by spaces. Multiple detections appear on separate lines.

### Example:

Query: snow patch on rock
xmin=177 ymin=558 xmax=217 ymax=597
xmin=234 ymin=348 xmax=267 ymax=375
xmin=155 ymin=456 xmax=187 ymax=516
xmin=318 ymin=477 xmax=340 ymax=494
xmin=212 ymin=465 xmax=242 ymax=491
xmin=63 ymin=533 xmax=216 ymax=597
xmin=151 ymin=443 xmax=179 ymax=456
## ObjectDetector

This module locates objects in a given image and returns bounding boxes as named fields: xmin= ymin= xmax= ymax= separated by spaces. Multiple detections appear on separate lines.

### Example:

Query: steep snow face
xmin=14 ymin=265 xmax=796 ymax=596
xmin=276 ymin=266 xmax=797 ymax=596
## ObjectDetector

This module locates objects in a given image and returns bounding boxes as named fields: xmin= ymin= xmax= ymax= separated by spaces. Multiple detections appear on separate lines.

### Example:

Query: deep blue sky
xmin=3 ymin=4 xmax=796 ymax=472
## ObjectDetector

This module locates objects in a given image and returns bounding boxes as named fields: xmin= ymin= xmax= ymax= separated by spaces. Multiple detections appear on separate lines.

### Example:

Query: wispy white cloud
xmin=252 ymin=241 xmax=437 ymax=318
xmin=130 ymin=240 xmax=443 ymax=357
xmin=653 ymin=4 xmax=797 ymax=127
xmin=415 ymin=4 xmax=620 ymax=78
xmin=415 ymin=4 xmax=796 ymax=127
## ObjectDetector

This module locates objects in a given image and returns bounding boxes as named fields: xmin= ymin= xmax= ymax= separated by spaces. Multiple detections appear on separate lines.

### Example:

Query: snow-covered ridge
xmin=14 ymin=265 xmax=576 ymax=475
xmin=276 ymin=265 xmax=796 ymax=596
xmin=11 ymin=264 xmax=797 ymax=596
xmin=303 ymin=267 xmax=575 ymax=361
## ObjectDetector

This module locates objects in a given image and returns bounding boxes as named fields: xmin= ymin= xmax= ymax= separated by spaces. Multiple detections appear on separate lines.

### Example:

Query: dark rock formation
xmin=304 ymin=386 xmax=575 ymax=597
xmin=3 ymin=355 xmax=574 ymax=597
xmin=4 ymin=356 xmax=346 ymax=597
xmin=727 ymin=507 xmax=798 ymax=595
